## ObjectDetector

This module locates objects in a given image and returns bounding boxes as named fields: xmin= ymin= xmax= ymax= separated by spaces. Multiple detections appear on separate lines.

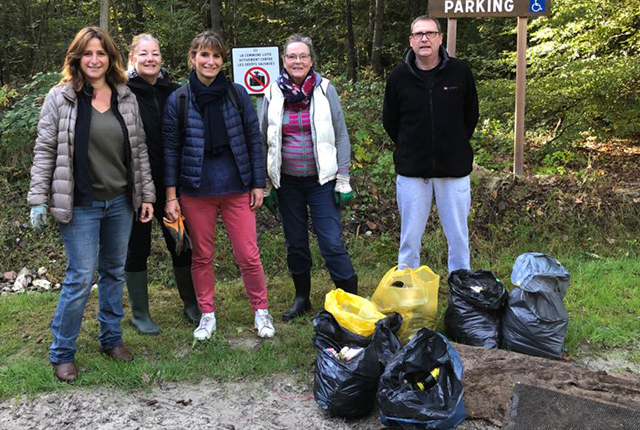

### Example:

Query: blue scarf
xmin=189 ymin=69 xmax=229 ymax=155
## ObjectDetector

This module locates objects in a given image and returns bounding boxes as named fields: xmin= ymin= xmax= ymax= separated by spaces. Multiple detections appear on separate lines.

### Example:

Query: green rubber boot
xmin=125 ymin=270 xmax=161 ymax=335
xmin=173 ymin=265 xmax=201 ymax=324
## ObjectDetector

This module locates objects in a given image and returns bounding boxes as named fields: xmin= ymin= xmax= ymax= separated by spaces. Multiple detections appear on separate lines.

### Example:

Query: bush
xmin=0 ymin=73 xmax=60 ymax=174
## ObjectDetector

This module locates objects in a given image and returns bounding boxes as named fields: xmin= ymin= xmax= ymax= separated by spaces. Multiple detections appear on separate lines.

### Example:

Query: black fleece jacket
xmin=383 ymin=46 xmax=479 ymax=178
xmin=126 ymin=69 xmax=180 ymax=187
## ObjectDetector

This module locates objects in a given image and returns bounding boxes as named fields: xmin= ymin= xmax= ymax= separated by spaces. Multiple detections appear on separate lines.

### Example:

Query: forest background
xmin=0 ymin=0 xmax=639 ymax=397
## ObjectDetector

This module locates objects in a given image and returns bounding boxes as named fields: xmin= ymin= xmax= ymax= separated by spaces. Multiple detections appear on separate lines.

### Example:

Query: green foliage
xmin=332 ymin=75 xmax=397 ymax=213
xmin=526 ymin=57 xmax=640 ymax=142
xmin=0 ymin=86 xmax=19 ymax=108
xmin=474 ymin=79 xmax=515 ymax=171
xmin=0 ymin=73 xmax=60 ymax=172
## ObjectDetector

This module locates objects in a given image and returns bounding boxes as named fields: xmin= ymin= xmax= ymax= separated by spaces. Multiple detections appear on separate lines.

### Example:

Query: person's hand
xmin=139 ymin=202 xmax=154 ymax=223
xmin=30 ymin=204 xmax=48 ymax=231
xmin=333 ymin=174 xmax=353 ymax=209
xmin=163 ymin=215 xmax=191 ymax=256
xmin=334 ymin=191 xmax=354 ymax=209
xmin=250 ymin=188 xmax=264 ymax=211
xmin=263 ymin=188 xmax=279 ymax=215
xmin=165 ymin=199 xmax=181 ymax=222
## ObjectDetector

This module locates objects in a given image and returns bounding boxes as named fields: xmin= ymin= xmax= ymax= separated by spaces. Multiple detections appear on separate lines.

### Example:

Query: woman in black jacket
xmin=124 ymin=33 xmax=199 ymax=335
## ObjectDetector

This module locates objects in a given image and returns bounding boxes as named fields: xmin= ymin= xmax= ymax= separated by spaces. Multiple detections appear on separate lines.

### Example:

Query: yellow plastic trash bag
xmin=324 ymin=289 xmax=386 ymax=337
xmin=371 ymin=266 xmax=440 ymax=344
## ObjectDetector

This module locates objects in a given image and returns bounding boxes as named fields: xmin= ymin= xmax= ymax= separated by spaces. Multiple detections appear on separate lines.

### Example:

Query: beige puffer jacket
xmin=27 ymin=82 xmax=155 ymax=224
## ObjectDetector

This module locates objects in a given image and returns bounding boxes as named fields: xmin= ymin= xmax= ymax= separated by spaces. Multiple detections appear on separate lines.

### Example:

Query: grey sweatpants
xmin=396 ymin=174 xmax=471 ymax=272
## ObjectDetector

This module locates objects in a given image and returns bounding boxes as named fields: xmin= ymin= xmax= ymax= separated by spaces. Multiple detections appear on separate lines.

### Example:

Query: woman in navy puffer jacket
xmin=162 ymin=31 xmax=275 ymax=341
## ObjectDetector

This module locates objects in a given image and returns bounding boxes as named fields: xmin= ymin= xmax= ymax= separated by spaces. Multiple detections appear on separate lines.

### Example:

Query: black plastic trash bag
xmin=444 ymin=269 xmax=508 ymax=348
xmin=501 ymin=252 xmax=570 ymax=359
xmin=313 ymin=310 xmax=403 ymax=418
xmin=378 ymin=328 xmax=466 ymax=430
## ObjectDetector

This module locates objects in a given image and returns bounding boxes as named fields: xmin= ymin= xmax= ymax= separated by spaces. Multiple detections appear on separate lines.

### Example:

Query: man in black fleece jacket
xmin=383 ymin=15 xmax=479 ymax=273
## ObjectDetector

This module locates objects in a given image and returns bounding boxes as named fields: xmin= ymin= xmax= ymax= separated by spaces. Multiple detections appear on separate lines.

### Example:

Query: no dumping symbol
xmin=244 ymin=66 xmax=270 ymax=93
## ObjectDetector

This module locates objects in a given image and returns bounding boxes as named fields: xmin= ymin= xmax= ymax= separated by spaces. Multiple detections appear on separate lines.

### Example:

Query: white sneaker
xmin=194 ymin=312 xmax=216 ymax=340
xmin=254 ymin=309 xmax=275 ymax=338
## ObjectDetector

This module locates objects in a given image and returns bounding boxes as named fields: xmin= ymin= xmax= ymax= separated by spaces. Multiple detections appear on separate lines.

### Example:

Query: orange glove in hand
xmin=162 ymin=215 xmax=192 ymax=255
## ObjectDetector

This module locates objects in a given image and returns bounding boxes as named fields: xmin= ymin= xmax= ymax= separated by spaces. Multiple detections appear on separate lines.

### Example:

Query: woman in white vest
xmin=260 ymin=34 xmax=358 ymax=322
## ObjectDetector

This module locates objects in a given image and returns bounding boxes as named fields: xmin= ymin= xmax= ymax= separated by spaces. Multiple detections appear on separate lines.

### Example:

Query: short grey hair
xmin=282 ymin=34 xmax=317 ymax=64
xmin=410 ymin=15 xmax=442 ymax=33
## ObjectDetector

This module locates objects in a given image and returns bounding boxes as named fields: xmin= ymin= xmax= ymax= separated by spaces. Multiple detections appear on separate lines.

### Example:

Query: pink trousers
xmin=180 ymin=193 xmax=268 ymax=313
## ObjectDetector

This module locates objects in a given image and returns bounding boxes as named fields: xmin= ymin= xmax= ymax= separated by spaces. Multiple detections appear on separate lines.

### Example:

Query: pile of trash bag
xmin=313 ymin=310 xmax=403 ymax=418
xmin=378 ymin=328 xmax=466 ymax=430
xmin=501 ymin=252 xmax=571 ymax=359
xmin=444 ymin=269 xmax=508 ymax=348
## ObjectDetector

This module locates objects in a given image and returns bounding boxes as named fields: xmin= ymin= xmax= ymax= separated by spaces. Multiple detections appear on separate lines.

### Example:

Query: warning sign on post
xmin=232 ymin=46 xmax=279 ymax=95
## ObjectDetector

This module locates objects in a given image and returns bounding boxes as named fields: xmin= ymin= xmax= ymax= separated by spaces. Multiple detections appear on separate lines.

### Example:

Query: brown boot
xmin=53 ymin=362 xmax=78 ymax=382
xmin=101 ymin=345 xmax=134 ymax=362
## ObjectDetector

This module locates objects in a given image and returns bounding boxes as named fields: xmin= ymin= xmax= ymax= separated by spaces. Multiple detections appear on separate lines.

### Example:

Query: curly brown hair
xmin=59 ymin=27 xmax=126 ymax=91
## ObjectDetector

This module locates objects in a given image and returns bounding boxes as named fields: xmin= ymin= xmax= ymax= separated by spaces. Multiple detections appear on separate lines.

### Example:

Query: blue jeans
xmin=277 ymin=175 xmax=355 ymax=281
xmin=50 ymin=194 xmax=134 ymax=364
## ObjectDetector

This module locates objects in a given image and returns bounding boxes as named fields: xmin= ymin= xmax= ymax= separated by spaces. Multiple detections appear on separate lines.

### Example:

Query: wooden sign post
xmin=447 ymin=19 xmax=457 ymax=57
xmin=428 ymin=0 xmax=552 ymax=176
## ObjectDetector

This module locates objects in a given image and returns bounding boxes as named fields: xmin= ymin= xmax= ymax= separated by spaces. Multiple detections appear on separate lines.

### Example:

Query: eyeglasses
xmin=410 ymin=31 xmax=440 ymax=40
xmin=284 ymin=53 xmax=311 ymax=62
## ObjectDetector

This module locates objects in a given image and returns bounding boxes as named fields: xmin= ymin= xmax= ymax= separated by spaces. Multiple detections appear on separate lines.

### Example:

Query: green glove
xmin=264 ymin=188 xmax=279 ymax=215
xmin=334 ymin=191 xmax=353 ymax=209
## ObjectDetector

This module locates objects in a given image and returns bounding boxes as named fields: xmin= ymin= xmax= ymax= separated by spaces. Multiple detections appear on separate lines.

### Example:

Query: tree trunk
xmin=370 ymin=0 xmax=384 ymax=77
xmin=346 ymin=0 xmax=357 ymax=82
xmin=133 ymin=0 xmax=144 ymax=34
xmin=366 ymin=0 xmax=375 ymax=61
xmin=100 ymin=0 xmax=109 ymax=31
xmin=210 ymin=0 xmax=223 ymax=36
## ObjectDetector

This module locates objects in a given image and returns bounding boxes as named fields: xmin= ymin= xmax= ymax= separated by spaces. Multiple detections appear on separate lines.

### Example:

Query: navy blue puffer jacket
xmin=162 ymin=83 xmax=266 ymax=190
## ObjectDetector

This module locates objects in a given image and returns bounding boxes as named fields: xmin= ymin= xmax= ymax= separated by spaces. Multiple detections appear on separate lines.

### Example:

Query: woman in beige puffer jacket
xmin=27 ymin=27 xmax=155 ymax=382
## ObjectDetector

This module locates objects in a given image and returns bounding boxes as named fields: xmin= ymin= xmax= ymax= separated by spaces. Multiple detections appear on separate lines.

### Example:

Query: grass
xmin=1 ymin=213 xmax=639 ymax=399
xmin=2 ymin=163 xmax=639 ymax=398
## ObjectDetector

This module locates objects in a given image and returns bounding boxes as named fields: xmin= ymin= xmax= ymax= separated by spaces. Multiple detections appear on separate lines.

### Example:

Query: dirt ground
xmin=2 ymin=342 xmax=639 ymax=430
xmin=0 ymin=376 xmax=498 ymax=430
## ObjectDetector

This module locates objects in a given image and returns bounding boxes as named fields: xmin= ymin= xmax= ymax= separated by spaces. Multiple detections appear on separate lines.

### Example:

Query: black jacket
xmin=383 ymin=46 xmax=479 ymax=178
xmin=127 ymin=69 xmax=180 ymax=186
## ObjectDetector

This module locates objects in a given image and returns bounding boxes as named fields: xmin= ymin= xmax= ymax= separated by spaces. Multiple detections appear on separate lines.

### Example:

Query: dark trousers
xmin=277 ymin=174 xmax=355 ymax=281
xmin=125 ymin=183 xmax=191 ymax=272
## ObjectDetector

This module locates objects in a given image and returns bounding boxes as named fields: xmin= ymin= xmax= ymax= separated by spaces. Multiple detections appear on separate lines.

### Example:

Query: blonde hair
xmin=128 ymin=33 xmax=161 ymax=71
xmin=59 ymin=26 xmax=126 ymax=91
xmin=188 ymin=30 xmax=226 ymax=67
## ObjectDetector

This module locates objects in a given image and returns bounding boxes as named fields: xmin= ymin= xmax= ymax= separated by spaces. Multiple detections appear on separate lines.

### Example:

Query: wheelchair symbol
xmin=530 ymin=0 xmax=544 ymax=13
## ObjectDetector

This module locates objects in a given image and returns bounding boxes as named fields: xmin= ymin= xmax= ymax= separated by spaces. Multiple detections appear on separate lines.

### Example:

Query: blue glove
xmin=30 ymin=204 xmax=48 ymax=231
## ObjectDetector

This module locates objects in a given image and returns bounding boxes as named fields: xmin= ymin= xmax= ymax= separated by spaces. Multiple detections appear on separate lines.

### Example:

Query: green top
xmin=88 ymin=107 xmax=127 ymax=201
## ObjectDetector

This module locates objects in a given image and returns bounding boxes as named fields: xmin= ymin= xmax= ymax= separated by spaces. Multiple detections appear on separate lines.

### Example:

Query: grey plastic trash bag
xmin=378 ymin=328 xmax=466 ymax=430
xmin=313 ymin=311 xmax=403 ymax=418
xmin=501 ymin=253 xmax=570 ymax=359
xmin=444 ymin=269 xmax=508 ymax=348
